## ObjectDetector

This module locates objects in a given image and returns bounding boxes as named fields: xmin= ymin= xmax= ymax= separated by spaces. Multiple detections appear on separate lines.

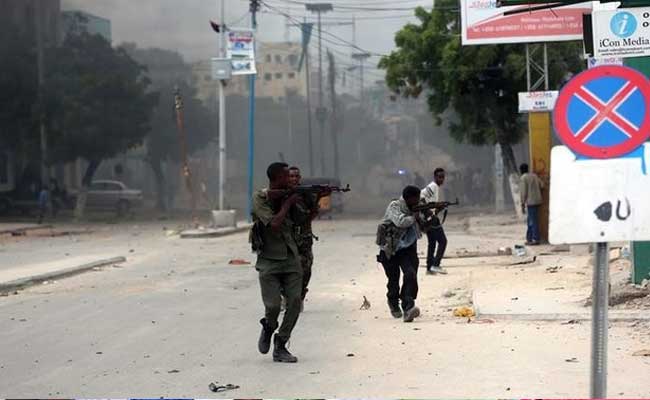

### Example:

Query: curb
xmin=180 ymin=224 xmax=252 ymax=239
xmin=0 ymin=225 xmax=53 ymax=235
xmin=0 ymin=256 xmax=127 ymax=294
xmin=475 ymin=312 xmax=650 ymax=322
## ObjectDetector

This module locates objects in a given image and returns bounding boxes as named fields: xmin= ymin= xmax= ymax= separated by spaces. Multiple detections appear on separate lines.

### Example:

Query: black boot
xmin=258 ymin=318 xmax=275 ymax=354
xmin=272 ymin=335 xmax=298 ymax=363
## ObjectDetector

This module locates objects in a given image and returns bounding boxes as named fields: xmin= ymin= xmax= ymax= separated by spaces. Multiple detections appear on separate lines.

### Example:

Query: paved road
xmin=1 ymin=217 xmax=649 ymax=397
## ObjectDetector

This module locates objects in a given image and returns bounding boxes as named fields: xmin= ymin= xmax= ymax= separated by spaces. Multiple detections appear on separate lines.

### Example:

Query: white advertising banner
xmin=592 ymin=7 xmax=650 ymax=59
xmin=460 ymin=0 xmax=592 ymax=45
xmin=518 ymin=91 xmax=559 ymax=113
xmin=227 ymin=28 xmax=256 ymax=75
xmin=587 ymin=56 xmax=624 ymax=68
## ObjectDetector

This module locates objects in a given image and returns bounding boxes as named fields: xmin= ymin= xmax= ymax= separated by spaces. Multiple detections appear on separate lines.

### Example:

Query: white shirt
xmin=421 ymin=181 xmax=441 ymax=203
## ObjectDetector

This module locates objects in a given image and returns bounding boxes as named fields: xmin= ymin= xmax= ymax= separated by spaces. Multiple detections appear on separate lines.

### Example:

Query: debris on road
xmin=359 ymin=296 xmax=371 ymax=310
xmin=546 ymin=287 xmax=565 ymax=291
xmin=208 ymin=383 xmax=240 ymax=393
xmin=632 ymin=349 xmax=650 ymax=357
xmin=168 ymin=369 xmax=180 ymax=373
xmin=514 ymin=245 xmax=527 ymax=257
xmin=472 ymin=318 xmax=495 ymax=324
xmin=498 ymin=247 xmax=513 ymax=256
xmin=453 ymin=306 xmax=475 ymax=318
xmin=228 ymin=259 xmax=251 ymax=265
xmin=347 ymin=353 xmax=355 ymax=357
xmin=442 ymin=289 xmax=456 ymax=298
xmin=546 ymin=266 xmax=562 ymax=273
xmin=505 ymin=256 xmax=537 ymax=266
xmin=565 ymin=357 xmax=579 ymax=363
xmin=562 ymin=319 xmax=581 ymax=325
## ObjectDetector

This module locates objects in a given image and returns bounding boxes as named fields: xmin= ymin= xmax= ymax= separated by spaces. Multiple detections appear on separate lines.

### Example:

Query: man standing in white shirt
xmin=421 ymin=168 xmax=448 ymax=275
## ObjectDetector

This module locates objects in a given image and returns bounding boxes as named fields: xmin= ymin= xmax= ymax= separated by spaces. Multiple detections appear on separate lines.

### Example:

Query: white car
xmin=83 ymin=180 xmax=143 ymax=214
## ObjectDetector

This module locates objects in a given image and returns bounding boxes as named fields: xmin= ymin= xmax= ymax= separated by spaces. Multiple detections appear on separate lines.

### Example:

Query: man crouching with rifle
xmin=376 ymin=185 xmax=430 ymax=323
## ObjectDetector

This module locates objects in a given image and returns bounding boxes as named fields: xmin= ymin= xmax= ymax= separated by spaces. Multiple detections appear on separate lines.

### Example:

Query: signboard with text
xmin=518 ymin=91 xmax=558 ymax=113
xmin=549 ymin=145 xmax=650 ymax=244
xmin=226 ymin=28 xmax=256 ymax=75
xmin=593 ymin=7 xmax=650 ymax=59
xmin=460 ymin=0 xmax=591 ymax=45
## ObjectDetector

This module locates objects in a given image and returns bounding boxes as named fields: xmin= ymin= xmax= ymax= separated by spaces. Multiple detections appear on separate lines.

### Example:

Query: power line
xmin=262 ymin=1 xmax=388 ymax=57
xmin=271 ymin=0 xmax=432 ymax=11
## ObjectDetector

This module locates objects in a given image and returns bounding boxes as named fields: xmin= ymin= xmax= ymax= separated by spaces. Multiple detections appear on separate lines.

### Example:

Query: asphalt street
xmin=1 ymin=217 xmax=649 ymax=398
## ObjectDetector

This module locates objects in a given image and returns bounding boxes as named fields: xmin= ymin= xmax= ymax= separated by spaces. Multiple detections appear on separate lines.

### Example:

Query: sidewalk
xmin=0 ymin=255 xmax=126 ymax=294
xmin=0 ymin=223 xmax=52 ymax=235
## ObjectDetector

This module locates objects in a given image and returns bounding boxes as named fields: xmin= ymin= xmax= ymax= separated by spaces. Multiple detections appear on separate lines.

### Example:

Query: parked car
xmin=72 ymin=180 xmax=143 ymax=215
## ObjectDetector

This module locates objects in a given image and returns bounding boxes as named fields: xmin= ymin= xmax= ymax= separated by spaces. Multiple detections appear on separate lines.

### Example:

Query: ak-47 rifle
xmin=411 ymin=197 xmax=460 ymax=213
xmin=267 ymin=184 xmax=351 ymax=201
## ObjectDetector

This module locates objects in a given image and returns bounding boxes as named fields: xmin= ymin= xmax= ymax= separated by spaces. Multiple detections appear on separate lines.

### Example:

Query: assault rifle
xmin=411 ymin=198 xmax=460 ymax=213
xmin=267 ymin=184 xmax=351 ymax=201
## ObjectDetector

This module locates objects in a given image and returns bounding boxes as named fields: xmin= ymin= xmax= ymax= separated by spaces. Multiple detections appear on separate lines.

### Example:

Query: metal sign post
xmin=551 ymin=64 xmax=650 ymax=399
xmin=591 ymin=242 xmax=609 ymax=398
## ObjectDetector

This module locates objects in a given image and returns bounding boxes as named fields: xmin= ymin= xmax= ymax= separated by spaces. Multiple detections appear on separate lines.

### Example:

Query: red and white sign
xmin=518 ymin=91 xmax=559 ymax=113
xmin=553 ymin=66 xmax=650 ymax=159
xmin=461 ymin=0 xmax=592 ymax=45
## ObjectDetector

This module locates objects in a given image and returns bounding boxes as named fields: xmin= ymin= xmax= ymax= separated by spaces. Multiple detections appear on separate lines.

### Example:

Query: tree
xmin=122 ymin=44 xmax=216 ymax=211
xmin=43 ymin=32 xmax=157 ymax=218
xmin=379 ymin=0 xmax=584 ymax=175
xmin=0 ymin=12 xmax=39 ymax=161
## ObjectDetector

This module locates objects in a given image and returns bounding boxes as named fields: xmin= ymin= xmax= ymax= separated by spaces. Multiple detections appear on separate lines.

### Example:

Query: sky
xmin=60 ymin=0 xmax=430 ymax=75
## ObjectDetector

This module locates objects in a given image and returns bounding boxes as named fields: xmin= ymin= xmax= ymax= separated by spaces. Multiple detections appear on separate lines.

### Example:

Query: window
xmin=264 ymin=73 xmax=272 ymax=81
xmin=288 ymin=54 xmax=298 ymax=66
xmin=105 ymin=183 xmax=123 ymax=191
xmin=90 ymin=182 xmax=106 ymax=191
xmin=265 ymin=54 xmax=272 ymax=63
xmin=288 ymin=72 xmax=296 ymax=79
xmin=275 ymin=73 xmax=283 ymax=79
xmin=275 ymin=55 xmax=282 ymax=64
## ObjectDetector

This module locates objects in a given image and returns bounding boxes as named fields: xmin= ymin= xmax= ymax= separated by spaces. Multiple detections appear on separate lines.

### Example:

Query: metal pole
xmin=246 ymin=4 xmax=257 ymax=222
xmin=543 ymin=43 xmax=549 ymax=91
xmin=35 ymin=1 xmax=48 ymax=184
xmin=218 ymin=0 xmax=227 ymax=210
xmin=317 ymin=11 xmax=326 ymax=176
xmin=304 ymin=33 xmax=315 ymax=176
xmin=526 ymin=43 xmax=531 ymax=90
xmin=591 ymin=242 xmax=609 ymax=398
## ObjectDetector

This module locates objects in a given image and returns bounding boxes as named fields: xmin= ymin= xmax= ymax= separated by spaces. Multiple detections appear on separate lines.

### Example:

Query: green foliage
xmin=123 ymin=44 xmax=216 ymax=164
xmin=43 ymin=33 xmax=157 ymax=165
xmin=0 ymin=14 xmax=39 ymax=155
xmin=379 ymin=0 xmax=584 ymax=149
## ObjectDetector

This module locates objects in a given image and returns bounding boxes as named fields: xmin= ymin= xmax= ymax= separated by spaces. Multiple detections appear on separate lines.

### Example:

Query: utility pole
xmin=327 ymin=50 xmax=340 ymax=180
xmin=303 ymin=19 xmax=315 ymax=177
xmin=247 ymin=0 xmax=259 ymax=222
xmin=218 ymin=0 xmax=227 ymax=210
xmin=35 ymin=1 xmax=48 ymax=184
xmin=352 ymin=52 xmax=370 ymax=164
xmin=174 ymin=87 xmax=197 ymax=223
xmin=306 ymin=3 xmax=333 ymax=176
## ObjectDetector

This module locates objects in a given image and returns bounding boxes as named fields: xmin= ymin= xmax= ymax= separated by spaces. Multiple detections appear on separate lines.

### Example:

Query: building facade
xmin=193 ymin=41 xmax=307 ymax=102
xmin=61 ymin=10 xmax=112 ymax=42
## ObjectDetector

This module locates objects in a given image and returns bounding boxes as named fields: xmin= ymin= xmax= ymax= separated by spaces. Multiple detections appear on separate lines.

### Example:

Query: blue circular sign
xmin=610 ymin=12 xmax=637 ymax=38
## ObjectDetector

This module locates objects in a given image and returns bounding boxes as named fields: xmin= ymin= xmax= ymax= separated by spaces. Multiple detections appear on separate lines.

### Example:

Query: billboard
xmin=226 ymin=28 xmax=257 ymax=75
xmin=592 ymin=7 xmax=650 ymax=59
xmin=460 ymin=0 xmax=592 ymax=45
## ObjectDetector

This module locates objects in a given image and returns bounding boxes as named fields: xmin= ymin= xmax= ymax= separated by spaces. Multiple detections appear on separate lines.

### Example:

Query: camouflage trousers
xmin=299 ymin=246 xmax=314 ymax=299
